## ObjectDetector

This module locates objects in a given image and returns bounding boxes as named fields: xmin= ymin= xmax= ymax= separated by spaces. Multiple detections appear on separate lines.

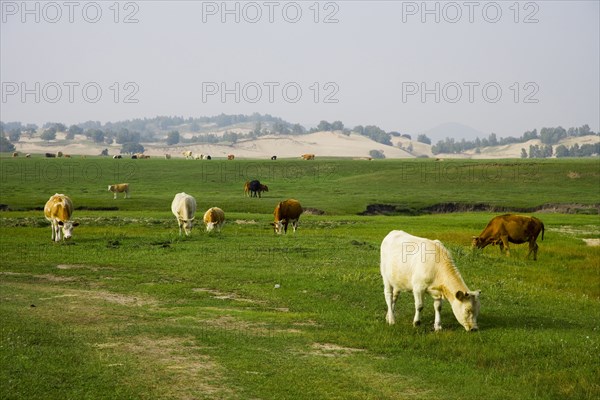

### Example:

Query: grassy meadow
xmin=0 ymin=156 xmax=599 ymax=399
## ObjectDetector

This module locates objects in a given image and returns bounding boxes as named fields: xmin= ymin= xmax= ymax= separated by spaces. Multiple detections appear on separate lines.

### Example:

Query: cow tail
xmin=541 ymin=223 xmax=545 ymax=241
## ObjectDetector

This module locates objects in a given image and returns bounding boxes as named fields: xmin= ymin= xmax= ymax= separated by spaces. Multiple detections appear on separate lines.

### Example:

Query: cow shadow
xmin=480 ymin=312 xmax=586 ymax=332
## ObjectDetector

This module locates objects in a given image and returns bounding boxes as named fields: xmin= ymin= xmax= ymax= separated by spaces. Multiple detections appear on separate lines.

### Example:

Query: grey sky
xmin=1 ymin=0 xmax=598 ymax=137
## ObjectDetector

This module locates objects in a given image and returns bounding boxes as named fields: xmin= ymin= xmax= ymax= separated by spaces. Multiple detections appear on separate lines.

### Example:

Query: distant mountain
xmin=420 ymin=122 xmax=486 ymax=143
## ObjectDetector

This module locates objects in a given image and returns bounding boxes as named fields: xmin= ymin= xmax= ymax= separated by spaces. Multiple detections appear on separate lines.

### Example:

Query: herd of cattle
xmin=42 ymin=184 xmax=545 ymax=332
xmin=12 ymin=151 xmax=318 ymax=160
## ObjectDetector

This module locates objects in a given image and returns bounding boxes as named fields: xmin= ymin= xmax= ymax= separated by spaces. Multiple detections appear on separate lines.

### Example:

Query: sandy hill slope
xmin=10 ymin=131 xmax=598 ymax=160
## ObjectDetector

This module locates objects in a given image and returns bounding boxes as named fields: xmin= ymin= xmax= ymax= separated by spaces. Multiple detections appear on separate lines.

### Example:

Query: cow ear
xmin=190 ymin=217 xmax=195 ymax=221
xmin=455 ymin=291 xmax=468 ymax=301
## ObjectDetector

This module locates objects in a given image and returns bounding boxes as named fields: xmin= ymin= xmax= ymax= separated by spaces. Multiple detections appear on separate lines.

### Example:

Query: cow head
xmin=180 ymin=217 xmax=195 ymax=236
xmin=58 ymin=220 xmax=79 ymax=240
xmin=272 ymin=220 xmax=285 ymax=234
xmin=450 ymin=290 xmax=481 ymax=332
xmin=108 ymin=185 xmax=114 ymax=192
xmin=471 ymin=236 xmax=483 ymax=248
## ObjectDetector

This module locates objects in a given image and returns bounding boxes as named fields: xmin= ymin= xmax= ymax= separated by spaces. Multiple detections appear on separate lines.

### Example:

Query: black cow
xmin=271 ymin=155 xmax=277 ymax=161
xmin=45 ymin=153 xmax=56 ymax=158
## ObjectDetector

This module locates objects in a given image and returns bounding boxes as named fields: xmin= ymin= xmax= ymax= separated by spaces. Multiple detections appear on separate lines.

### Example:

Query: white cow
xmin=380 ymin=230 xmax=481 ymax=332
xmin=171 ymin=192 xmax=197 ymax=236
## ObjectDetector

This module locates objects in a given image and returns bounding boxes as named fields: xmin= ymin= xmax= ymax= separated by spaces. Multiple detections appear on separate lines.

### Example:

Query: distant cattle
xmin=205 ymin=155 xmax=212 ymax=160
xmin=45 ymin=153 xmax=56 ymax=158
xmin=56 ymin=151 xmax=63 ymax=158
xmin=243 ymin=181 xmax=251 ymax=197
xmin=43 ymin=194 xmax=79 ymax=242
xmin=182 ymin=151 xmax=193 ymax=159
xmin=108 ymin=183 xmax=129 ymax=199
xmin=131 ymin=155 xmax=138 ymax=159
xmin=171 ymin=192 xmax=197 ymax=236
xmin=271 ymin=155 xmax=277 ymax=161
xmin=64 ymin=154 xmax=71 ymax=158
xmin=203 ymin=207 xmax=225 ymax=232
xmin=301 ymin=154 xmax=315 ymax=160
xmin=248 ymin=180 xmax=268 ymax=198
xmin=113 ymin=155 xmax=122 ymax=159
xmin=25 ymin=154 xmax=31 ymax=158
xmin=12 ymin=152 xmax=18 ymax=157
xmin=472 ymin=214 xmax=545 ymax=260
xmin=273 ymin=199 xmax=303 ymax=234
xmin=227 ymin=154 xmax=235 ymax=160
xmin=380 ymin=230 xmax=481 ymax=332
xmin=165 ymin=154 xmax=171 ymax=159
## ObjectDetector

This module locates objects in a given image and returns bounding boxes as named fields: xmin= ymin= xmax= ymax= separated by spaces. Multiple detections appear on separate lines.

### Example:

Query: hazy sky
xmin=1 ymin=0 xmax=599 ymax=137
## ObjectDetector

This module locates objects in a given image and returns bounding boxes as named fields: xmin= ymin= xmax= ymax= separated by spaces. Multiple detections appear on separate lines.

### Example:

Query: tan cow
xmin=472 ymin=214 xmax=545 ymax=260
xmin=273 ymin=199 xmax=303 ymax=234
xmin=203 ymin=207 xmax=225 ymax=232
xmin=108 ymin=183 xmax=129 ymax=199
xmin=44 ymin=194 xmax=79 ymax=242
xmin=381 ymin=230 xmax=481 ymax=332
xmin=182 ymin=150 xmax=193 ymax=159
xmin=301 ymin=154 xmax=315 ymax=160
xmin=171 ymin=192 xmax=197 ymax=236
xmin=227 ymin=154 xmax=235 ymax=160
xmin=243 ymin=181 xmax=251 ymax=197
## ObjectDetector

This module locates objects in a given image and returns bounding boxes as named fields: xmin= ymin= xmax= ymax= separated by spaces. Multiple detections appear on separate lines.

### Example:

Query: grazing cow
xmin=43 ymin=194 xmax=79 ymax=242
xmin=205 ymin=155 xmax=212 ymax=160
xmin=273 ymin=199 xmax=303 ymax=234
xmin=56 ymin=151 xmax=63 ymax=158
xmin=171 ymin=192 xmax=197 ymax=236
xmin=243 ymin=181 xmax=251 ymax=197
xmin=25 ymin=154 xmax=31 ymax=158
xmin=182 ymin=150 xmax=193 ymax=159
xmin=165 ymin=154 xmax=171 ymax=159
xmin=380 ymin=230 xmax=481 ymax=332
xmin=227 ymin=154 xmax=235 ymax=160
xmin=45 ymin=153 xmax=56 ymax=158
xmin=472 ymin=214 xmax=545 ymax=260
xmin=248 ymin=180 xmax=267 ymax=198
xmin=113 ymin=155 xmax=122 ymax=159
xmin=64 ymin=154 xmax=71 ymax=158
xmin=203 ymin=207 xmax=225 ymax=232
xmin=301 ymin=154 xmax=315 ymax=160
xmin=271 ymin=155 xmax=277 ymax=161
xmin=108 ymin=183 xmax=129 ymax=199
xmin=12 ymin=152 xmax=18 ymax=157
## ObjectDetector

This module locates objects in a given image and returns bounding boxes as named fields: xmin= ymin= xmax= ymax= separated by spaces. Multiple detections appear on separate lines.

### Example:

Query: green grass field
xmin=1 ymin=156 xmax=599 ymax=399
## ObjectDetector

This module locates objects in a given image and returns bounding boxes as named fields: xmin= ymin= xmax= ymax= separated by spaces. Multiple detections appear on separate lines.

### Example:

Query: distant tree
xmin=101 ymin=148 xmax=109 ymax=156
xmin=555 ymin=145 xmax=569 ymax=158
xmin=369 ymin=149 xmax=385 ymax=159
xmin=488 ymin=133 xmax=498 ymax=146
xmin=520 ymin=148 xmax=528 ymax=159
xmin=317 ymin=120 xmax=332 ymax=131
xmin=522 ymin=129 xmax=538 ymax=141
xmin=67 ymin=125 xmax=83 ymax=139
xmin=0 ymin=136 xmax=15 ymax=152
xmin=540 ymin=126 xmax=567 ymax=145
xmin=190 ymin=121 xmax=201 ymax=132
xmin=222 ymin=131 xmax=238 ymax=143
xmin=120 ymin=142 xmax=144 ymax=154
xmin=417 ymin=134 xmax=431 ymax=145
xmin=331 ymin=121 xmax=344 ymax=131
xmin=7 ymin=129 xmax=21 ymax=142
xmin=353 ymin=125 xmax=364 ymax=135
xmin=166 ymin=130 xmax=180 ymax=145
xmin=291 ymin=124 xmax=305 ymax=135
xmin=406 ymin=143 xmax=414 ymax=153
xmin=91 ymin=130 xmax=105 ymax=144
xmin=41 ymin=128 xmax=57 ymax=141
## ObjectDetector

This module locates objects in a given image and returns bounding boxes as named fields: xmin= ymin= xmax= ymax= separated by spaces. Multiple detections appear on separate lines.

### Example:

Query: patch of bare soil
xmin=99 ymin=336 xmax=238 ymax=399
xmin=192 ymin=288 xmax=266 ymax=305
xmin=309 ymin=343 xmax=366 ymax=358
xmin=582 ymin=239 xmax=600 ymax=247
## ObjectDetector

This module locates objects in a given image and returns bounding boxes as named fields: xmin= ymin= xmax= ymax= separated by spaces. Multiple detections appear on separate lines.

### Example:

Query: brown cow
xmin=243 ymin=181 xmax=251 ymax=197
xmin=301 ymin=154 xmax=315 ymax=160
xmin=273 ymin=199 xmax=303 ymax=234
xmin=108 ymin=183 xmax=129 ymax=199
xmin=203 ymin=207 xmax=225 ymax=232
xmin=227 ymin=154 xmax=235 ymax=160
xmin=44 ymin=194 xmax=79 ymax=241
xmin=472 ymin=214 xmax=545 ymax=260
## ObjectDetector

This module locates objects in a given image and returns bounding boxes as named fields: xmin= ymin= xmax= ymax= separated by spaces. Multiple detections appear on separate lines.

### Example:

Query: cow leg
xmin=177 ymin=220 xmax=183 ymax=236
xmin=383 ymin=282 xmax=398 ymax=325
xmin=501 ymin=236 xmax=510 ymax=256
xmin=284 ymin=221 xmax=289 ymax=233
xmin=51 ymin=221 xmax=56 ymax=241
xmin=291 ymin=219 xmax=298 ymax=233
xmin=113 ymin=192 xmax=117 ymax=200
xmin=529 ymin=241 xmax=539 ymax=260
xmin=433 ymin=297 xmax=443 ymax=331
xmin=412 ymin=290 xmax=425 ymax=327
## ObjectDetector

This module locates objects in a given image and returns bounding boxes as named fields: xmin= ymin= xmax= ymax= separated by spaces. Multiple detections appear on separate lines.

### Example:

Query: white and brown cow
xmin=380 ymin=230 xmax=481 ymax=332
xmin=44 ymin=194 xmax=79 ymax=242
xmin=472 ymin=214 xmax=545 ymax=260
xmin=203 ymin=207 xmax=225 ymax=232
xmin=273 ymin=199 xmax=303 ymax=234
xmin=108 ymin=183 xmax=129 ymax=199
xmin=182 ymin=150 xmax=193 ymax=159
xmin=301 ymin=153 xmax=315 ymax=160
xmin=171 ymin=192 xmax=197 ymax=236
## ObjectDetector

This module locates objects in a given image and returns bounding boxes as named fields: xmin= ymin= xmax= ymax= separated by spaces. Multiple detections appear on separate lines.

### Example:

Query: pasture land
xmin=1 ymin=156 xmax=599 ymax=399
